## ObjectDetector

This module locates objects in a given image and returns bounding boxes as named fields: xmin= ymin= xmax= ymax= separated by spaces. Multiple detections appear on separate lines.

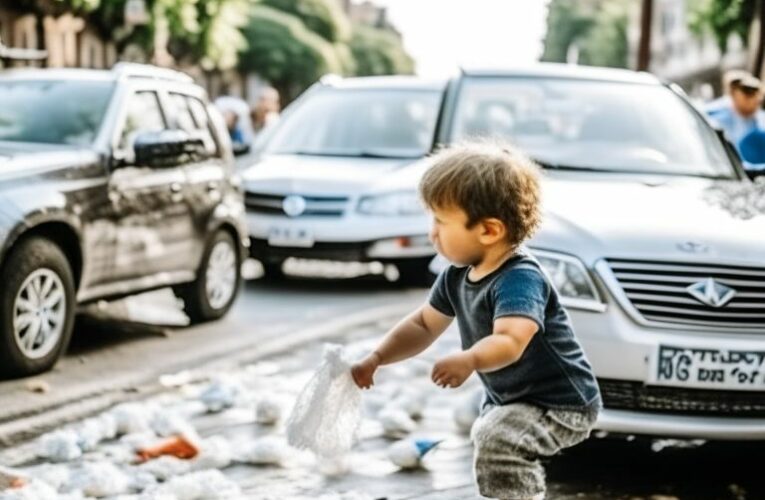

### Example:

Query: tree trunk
xmin=752 ymin=0 xmax=765 ymax=79
xmin=637 ymin=0 xmax=653 ymax=71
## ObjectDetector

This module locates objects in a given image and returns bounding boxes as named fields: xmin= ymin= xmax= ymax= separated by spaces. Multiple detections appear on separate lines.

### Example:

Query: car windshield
xmin=450 ymin=77 xmax=734 ymax=178
xmin=265 ymin=87 xmax=441 ymax=159
xmin=0 ymin=80 xmax=114 ymax=146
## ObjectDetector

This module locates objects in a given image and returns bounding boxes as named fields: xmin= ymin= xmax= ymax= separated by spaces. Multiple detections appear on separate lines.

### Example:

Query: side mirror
xmin=133 ymin=130 xmax=207 ymax=168
xmin=232 ymin=142 xmax=251 ymax=156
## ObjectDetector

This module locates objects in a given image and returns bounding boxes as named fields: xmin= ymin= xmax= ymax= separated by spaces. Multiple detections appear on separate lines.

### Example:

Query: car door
xmin=165 ymin=91 xmax=230 ymax=266
xmin=103 ymin=87 xmax=196 ymax=284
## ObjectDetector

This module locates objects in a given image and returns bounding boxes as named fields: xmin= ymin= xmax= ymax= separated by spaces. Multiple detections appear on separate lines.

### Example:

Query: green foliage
xmin=349 ymin=23 xmax=415 ymax=76
xmin=688 ymin=0 xmax=755 ymax=51
xmin=261 ymin=0 xmax=351 ymax=42
xmin=541 ymin=0 xmax=629 ymax=68
xmin=239 ymin=4 xmax=346 ymax=100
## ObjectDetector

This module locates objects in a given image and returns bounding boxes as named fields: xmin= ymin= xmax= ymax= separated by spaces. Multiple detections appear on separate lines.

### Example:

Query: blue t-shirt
xmin=429 ymin=252 xmax=602 ymax=410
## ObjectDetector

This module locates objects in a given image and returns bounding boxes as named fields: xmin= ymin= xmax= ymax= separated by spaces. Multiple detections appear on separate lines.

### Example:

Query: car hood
xmin=533 ymin=172 xmax=765 ymax=266
xmin=241 ymin=154 xmax=423 ymax=194
xmin=0 ymin=142 xmax=99 ymax=182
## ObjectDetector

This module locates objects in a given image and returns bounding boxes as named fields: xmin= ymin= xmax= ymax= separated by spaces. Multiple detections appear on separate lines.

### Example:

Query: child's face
xmin=428 ymin=205 xmax=504 ymax=267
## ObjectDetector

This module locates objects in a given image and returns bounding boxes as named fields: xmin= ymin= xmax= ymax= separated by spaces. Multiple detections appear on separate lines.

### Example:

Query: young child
xmin=351 ymin=142 xmax=601 ymax=500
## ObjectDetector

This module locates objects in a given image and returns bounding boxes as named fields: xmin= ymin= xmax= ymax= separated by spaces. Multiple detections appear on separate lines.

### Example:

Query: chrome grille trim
xmin=244 ymin=191 xmax=349 ymax=217
xmin=597 ymin=258 xmax=765 ymax=331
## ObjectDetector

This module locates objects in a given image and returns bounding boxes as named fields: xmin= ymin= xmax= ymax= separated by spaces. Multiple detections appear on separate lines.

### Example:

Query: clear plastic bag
xmin=286 ymin=344 xmax=362 ymax=459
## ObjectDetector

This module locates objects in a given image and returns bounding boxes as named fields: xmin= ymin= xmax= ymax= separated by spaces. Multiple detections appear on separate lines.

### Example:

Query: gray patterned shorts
xmin=470 ymin=402 xmax=598 ymax=500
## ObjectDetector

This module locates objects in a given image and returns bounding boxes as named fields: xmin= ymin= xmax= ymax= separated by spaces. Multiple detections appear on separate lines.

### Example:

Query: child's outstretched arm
xmin=432 ymin=316 xmax=538 ymax=388
xmin=351 ymin=304 xmax=453 ymax=389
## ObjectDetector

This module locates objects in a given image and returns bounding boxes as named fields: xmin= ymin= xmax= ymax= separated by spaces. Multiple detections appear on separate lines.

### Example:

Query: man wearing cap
xmin=707 ymin=74 xmax=765 ymax=151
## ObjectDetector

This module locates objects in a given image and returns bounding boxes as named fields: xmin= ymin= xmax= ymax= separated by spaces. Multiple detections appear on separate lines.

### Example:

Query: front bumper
xmin=570 ymin=275 xmax=765 ymax=441
xmin=597 ymin=408 xmax=765 ymax=440
xmin=246 ymin=211 xmax=435 ymax=262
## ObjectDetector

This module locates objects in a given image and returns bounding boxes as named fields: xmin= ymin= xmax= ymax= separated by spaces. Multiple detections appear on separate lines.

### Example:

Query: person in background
xmin=222 ymin=109 xmax=247 ymax=154
xmin=704 ymin=69 xmax=751 ymax=115
xmin=707 ymin=74 xmax=765 ymax=152
xmin=250 ymin=87 xmax=281 ymax=136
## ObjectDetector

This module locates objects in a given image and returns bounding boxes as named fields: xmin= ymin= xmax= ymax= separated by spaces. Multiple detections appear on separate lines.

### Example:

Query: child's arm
xmin=351 ymin=303 xmax=453 ymax=389
xmin=431 ymin=316 xmax=538 ymax=388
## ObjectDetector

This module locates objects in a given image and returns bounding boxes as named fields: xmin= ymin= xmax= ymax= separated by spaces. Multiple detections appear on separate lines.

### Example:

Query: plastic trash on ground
xmin=378 ymin=408 xmax=417 ymax=438
xmin=0 ymin=467 xmax=26 ymax=491
xmin=67 ymin=462 xmax=131 ymax=498
xmin=75 ymin=414 xmax=118 ymax=451
xmin=199 ymin=377 xmax=244 ymax=413
xmin=20 ymin=465 xmax=68 ymax=492
xmin=37 ymin=430 xmax=82 ymax=462
xmin=150 ymin=412 xmax=196 ymax=439
xmin=136 ymin=456 xmax=192 ymax=481
xmin=387 ymin=438 xmax=441 ymax=469
xmin=136 ymin=435 xmax=200 ymax=463
xmin=254 ymin=396 xmax=283 ymax=425
xmin=190 ymin=436 xmax=232 ymax=471
xmin=0 ymin=479 xmax=58 ymax=500
xmin=110 ymin=403 xmax=155 ymax=436
xmin=148 ymin=469 xmax=241 ymax=500
xmin=236 ymin=436 xmax=290 ymax=466
xmin=285 ymin=344 xmax=362 ymax=461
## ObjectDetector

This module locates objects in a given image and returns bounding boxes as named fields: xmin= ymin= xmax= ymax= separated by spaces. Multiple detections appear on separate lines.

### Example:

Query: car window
xmin=450 ymin=77 xmax=733 ymax=178
xmin=0 ymin=80 xmax=113 ymax=146
xmin=168 ymin=93 xmax=197 ymax=134
xmin=119 ymin=91 xmax=167 ymax=150
xmin=185 ymin=96 xmax=220 ymax=157
xmin=264 ymin=88 xmax=441 ymax=159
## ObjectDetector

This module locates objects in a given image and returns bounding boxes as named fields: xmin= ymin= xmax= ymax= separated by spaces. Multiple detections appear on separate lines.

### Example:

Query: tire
xmin=393 ymin=258 xmax=437 ymax=288
xmin=0 ymin=237 xmax=76 ymax=378
xmin=174 ymin=230 xmax=241 ymax=324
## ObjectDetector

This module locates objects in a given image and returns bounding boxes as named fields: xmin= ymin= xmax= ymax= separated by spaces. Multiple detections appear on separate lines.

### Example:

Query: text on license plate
xmin=652 ymin=345 xmax=765 ymax=390
xmin=267 ymin=227 xmax=314 ymax=248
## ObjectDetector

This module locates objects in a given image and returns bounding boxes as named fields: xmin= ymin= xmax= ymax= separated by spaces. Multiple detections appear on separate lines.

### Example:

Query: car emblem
xmin=686 ymin=278 xmax=736 ymax=308
xmin=677 ymin=241 xmax=709 ymax=254
xmin=282 ymin=195 xmax=307 ymax=217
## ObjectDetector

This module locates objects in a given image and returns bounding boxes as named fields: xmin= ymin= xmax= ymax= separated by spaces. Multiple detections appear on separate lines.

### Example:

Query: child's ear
xmin=479 ymin=218 xmax=507 ymax=244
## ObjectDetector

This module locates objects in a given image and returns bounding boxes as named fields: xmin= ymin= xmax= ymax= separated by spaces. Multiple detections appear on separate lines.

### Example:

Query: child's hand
xmin=432 ymin=351 xmax=476 ymax=388
xmin=351 ymin=353 xmax=381 ymax=389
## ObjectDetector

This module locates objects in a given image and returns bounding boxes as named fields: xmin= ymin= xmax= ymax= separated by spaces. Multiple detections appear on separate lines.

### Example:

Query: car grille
xmin=604 ymin=258 xmax=765 ymax=329
xmin=598 ymin=379 xmax=765 ymax=417
xmin=244 ymin=192 xmax=349 ymax=217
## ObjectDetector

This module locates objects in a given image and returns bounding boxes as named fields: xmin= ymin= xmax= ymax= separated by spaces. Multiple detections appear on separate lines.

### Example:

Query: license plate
xmin=650 ymin=345 xmax=765 ymax=391
xmin=267 ymin=226 xmax=314 ymax=248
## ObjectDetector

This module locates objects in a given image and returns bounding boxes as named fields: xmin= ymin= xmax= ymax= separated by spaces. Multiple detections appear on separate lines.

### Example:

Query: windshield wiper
xmin=283 ymin=150 xmax=421 ymax=160
xmin=532 ymin=159 xmax=607 ymax=172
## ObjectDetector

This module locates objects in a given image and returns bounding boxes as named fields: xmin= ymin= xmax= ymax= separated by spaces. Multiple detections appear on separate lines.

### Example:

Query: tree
xmin=541 ymin=0 xmax=630 ymax=68
xmin=239 ymin=4 xmax=345 ymax=101
xmin=349 ymin=23 xmax=415 ymax=76
xmin=260 ymin=0 xmax=351 ymax=43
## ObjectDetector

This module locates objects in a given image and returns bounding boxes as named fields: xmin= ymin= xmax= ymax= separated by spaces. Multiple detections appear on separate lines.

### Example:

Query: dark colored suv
xmin=0 ymin=63 xmax=248 ymax=377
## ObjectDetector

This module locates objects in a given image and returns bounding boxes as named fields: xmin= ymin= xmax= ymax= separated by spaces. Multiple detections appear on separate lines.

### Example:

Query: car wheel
xmin=0 ymin=237 xmax=76 ymax=378
xmin=175 ymin=230 xmax=241 ymax=324
xmin=393 ymin=258 xmax=437 ymax=288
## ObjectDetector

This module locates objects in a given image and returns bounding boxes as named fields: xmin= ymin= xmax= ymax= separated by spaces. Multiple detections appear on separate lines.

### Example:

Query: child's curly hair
xmin=419 ymin=141 xmax=543 ymax=248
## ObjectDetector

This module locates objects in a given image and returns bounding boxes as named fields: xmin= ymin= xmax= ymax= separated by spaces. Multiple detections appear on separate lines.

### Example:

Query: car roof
xmin=0 ymin=63 xmax=195 ymax=85
xmin=322 ymin=75 xmax=447 ymax=92
xmin=461 ymin=62 xmax=662 ymax=85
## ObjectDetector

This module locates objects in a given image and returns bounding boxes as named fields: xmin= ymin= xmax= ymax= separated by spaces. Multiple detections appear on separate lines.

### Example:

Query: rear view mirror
xmin=133 ymin=130 xmax=207 ymax=168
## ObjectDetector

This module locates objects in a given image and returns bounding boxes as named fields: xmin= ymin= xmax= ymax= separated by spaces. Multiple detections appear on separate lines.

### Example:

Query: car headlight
xmin=530 ymin=249 xmax=606 ymax=312
xmin=357 ymin=191 xmax=425 ymax=216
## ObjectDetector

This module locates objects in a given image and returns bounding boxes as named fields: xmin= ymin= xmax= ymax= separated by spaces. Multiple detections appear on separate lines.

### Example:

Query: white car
xmin=241 ymin=76 xmax=445 ymax=285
